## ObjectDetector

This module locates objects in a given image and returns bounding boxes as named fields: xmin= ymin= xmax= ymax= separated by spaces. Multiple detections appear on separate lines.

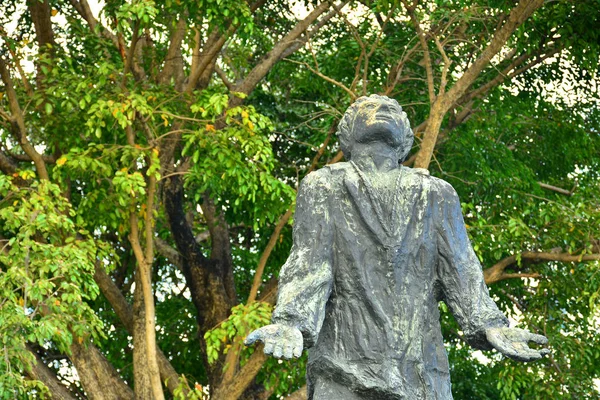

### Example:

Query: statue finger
xmin=282 ymin=343 xmax=294 ymax=359
xmin=507 ymin=344 xmax=543 ymax=362
xmin=292 ymin=344 xmax=302 ymax=358
xmin=264 ymin=340 xmax=275 ymax=355
xmin=273 ymin=344 xmax=284 ymax=359
xmin=244 ymin=329 xmax=262 ymax=346
xmin=517 ymin=349 xmax=543 ymax=362
xmin=539 ymin=348 xmax=551 ymax=356
xmin=527 ymin=333 xmax=548 ymax=345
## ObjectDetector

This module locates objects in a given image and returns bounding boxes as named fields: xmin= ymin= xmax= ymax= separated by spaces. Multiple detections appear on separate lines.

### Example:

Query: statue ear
xmin=398 ymin=122 xmax=414 ymax=162
xmin=337 ymin=118 xmax=353 ymax=160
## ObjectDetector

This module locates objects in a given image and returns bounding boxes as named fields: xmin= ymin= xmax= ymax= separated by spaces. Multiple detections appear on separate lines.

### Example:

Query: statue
xmin=245 ymin=95 xmax=549 ymax=399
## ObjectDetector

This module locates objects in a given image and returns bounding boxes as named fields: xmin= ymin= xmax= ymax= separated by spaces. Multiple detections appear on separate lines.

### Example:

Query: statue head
xmin=337 ymin=95 xmax=414 ymax=161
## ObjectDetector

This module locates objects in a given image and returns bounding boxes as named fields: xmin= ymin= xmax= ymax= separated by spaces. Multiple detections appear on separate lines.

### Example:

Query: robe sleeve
xmin=435 ymin=181 xmax=509 ymax=350
xmin=271 ymin=170 xmax=334 ymax=348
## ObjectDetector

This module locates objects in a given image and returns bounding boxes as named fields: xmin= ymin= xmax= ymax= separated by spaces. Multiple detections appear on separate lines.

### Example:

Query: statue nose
xmin=378 ymin=104 xmax=391 ymax=113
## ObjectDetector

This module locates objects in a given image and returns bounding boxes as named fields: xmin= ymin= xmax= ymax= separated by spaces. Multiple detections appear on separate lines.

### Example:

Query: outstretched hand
xmin=245 ymin=324 xmax=303 ymax=359
xmin=486 ymin=327 xmax=550 ymax=362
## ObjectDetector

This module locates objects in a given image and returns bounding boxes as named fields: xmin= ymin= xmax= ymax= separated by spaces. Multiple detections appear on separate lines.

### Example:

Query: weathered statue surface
xmin=246 ymin=95 xmax=549 ymax=399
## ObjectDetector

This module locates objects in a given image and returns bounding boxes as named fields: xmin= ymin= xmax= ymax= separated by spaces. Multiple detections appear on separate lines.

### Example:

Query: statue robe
xmin=271 ymin=163 xmax=509 ymax=400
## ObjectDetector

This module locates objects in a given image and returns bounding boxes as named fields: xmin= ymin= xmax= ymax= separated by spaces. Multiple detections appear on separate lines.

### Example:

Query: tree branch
xmin=157 ymin=16 xmax=187 ymax=87
xmin=68 ymin=0 xmax=119 ymax=48
xmin=231 ymin=1 xmax=336 ymax=102
xmin=154 ymin=237 xmax=184 ymax=271
xmin=445 ymin=0 xmax=544 ymax=104
xmin=279 ymin=3 xmax=345 ymax=60
xmin=200 ymin=193 xmax=237 ymax=303
xmin=128 ymin=210 xmax=164 ymax=399
xmin=25 ymin=345 xmax=78 ymax=400
xmin=0 ymin=58 xmax=49 ymax=180
xmin=212 ymin=345 xmax=267 ymax=400
xmin=0 ymin=149 xmax=18 ymax=176
xmin=414 ymin=0 xmax=545 ymax=169
xmin=434 ymin=35 xmax=452 ymax=95
xmin=186 ymin=29 xmax=230 ymax=93
xmin=214 ymin=64 xmax=235 ymax=91
xmin=27 ymin=0 xmax=55 ymax=51
xmin=538 ymin=182 xmax=576 ymax=196
xmin=483 ymin=251 xmax=600 ymax=284
xmin=287 ymin=385 xmax=308 ymax=400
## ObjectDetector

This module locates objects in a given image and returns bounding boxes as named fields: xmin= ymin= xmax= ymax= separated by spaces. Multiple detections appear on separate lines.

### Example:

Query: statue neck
xmin=350 ymin=142 xmax=399 ymax=173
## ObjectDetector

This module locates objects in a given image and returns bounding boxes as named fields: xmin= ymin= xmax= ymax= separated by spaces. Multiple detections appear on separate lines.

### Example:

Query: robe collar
xmin=344 ymin=162 xmax=408 ymax=247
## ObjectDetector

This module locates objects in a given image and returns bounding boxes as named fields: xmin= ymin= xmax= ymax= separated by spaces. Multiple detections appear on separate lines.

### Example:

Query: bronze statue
xmin=246 ymin=95 xmax=548 ymax=399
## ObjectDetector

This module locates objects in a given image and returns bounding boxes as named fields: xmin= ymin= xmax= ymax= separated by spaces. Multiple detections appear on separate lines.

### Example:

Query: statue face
xmin=351 ymin=98 xmax=405 ymax=149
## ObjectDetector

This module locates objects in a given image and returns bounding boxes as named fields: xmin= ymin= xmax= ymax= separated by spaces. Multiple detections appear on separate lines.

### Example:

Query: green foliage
xmin=204 ymin=301 xmax=272 ymax=365
xmin=433 ymin=88 xmax=600 ymax=399
xmin=183 ymin=91 xmax=295 ymax=229
xmin=0 ymin=177 xmax=105 ymax=396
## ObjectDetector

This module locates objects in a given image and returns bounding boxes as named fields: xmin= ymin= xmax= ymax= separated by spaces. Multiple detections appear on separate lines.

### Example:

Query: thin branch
xmin=500 ymin=272 xmax=542 ymax=281
xmin=6 ymin=152 xmax=56 ymax=163
xmin=434 ymin=35 xmax=452 ymax=95
xmin=538 ymin=182 xmax=576 ymax=196
xmin=414 ymin=0 xmax=545 ymax=169
xmin=154 ymin=237 xmax=183 ymax=271
xmin=0 ymin=58 xmax=49 ymax=180
xmin=246 ymin=207 xmax=294 ymax=305
xmin=286 ymin=59 xmax=356 ymax=100
xmin=214 ymin=64 xmax=234 ymax=91
xmin=404 ymin=2 xmax=436 ymax=104
xmin=280 ymin=3 xmax=345 ymax=60
xmin=445 ymin=0 xmax=544 ymax=105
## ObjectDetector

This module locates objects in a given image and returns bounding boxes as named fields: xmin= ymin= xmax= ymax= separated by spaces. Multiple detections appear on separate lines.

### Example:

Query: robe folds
xmin=271 ymin=162 xmax=509 ymax=400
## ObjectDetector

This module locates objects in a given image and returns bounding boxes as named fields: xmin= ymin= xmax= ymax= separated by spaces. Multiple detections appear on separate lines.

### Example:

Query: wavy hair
xmin=337 ymin=95 xmax=414 ymax=161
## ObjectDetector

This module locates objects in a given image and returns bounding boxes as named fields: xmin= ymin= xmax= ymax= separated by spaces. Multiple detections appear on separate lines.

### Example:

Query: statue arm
xmin=434 ymin=182 xmax=509 ymax=350
xmin=271 ymin=170 xmax=334 ymax=347
xmin=246 ymin=170 xmax=334 ymax=358
xmin=434 ymin=182 xmax=549 ymax=361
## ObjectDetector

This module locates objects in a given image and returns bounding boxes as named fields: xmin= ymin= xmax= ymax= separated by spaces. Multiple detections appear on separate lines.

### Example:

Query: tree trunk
xmin=413 ymin=98 xmax=447 ymax=169
xmin=162 ymin=175 xmax=235 ymax=388
xmin=133 ymin=269 xmax=157 ymax=399
xmin=69 ymin=341 xmax=134 ymax=400
xmin=413 ymin=0 xmax=544 ymax=170
xmin=93 ymin=263 xmax=190 ymax=396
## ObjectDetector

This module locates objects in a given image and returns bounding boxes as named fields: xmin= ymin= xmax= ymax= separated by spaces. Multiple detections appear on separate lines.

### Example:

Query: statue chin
xmin=354 ymin=123 xmax=404 ymax=148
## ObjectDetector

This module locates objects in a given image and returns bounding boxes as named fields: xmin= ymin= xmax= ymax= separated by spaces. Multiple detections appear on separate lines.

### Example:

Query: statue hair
xmin=337 ymin=94 xmax=414 ymax=161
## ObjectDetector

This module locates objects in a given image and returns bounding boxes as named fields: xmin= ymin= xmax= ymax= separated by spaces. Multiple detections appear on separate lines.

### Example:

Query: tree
xmin=0 ymin=0 xmax=599 ymax=399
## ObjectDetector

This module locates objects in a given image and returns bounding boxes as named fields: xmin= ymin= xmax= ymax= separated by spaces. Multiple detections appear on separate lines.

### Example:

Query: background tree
xmin=0 ymin=0 xmax=599 ymax=399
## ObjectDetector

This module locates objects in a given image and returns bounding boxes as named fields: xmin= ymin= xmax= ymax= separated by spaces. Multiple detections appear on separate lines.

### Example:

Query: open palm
xmin=486 ymin=327 xmax=550 ymax=362
xmin=245 ymin=324 xmax=303 ymax=359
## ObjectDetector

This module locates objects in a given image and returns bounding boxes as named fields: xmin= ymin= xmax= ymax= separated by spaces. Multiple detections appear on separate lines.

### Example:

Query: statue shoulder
xmin=299 ymin=165 xmax=342 ymax=192
xmin=301 ymin=163 xmax=351 ymax=185
xmin=402 ymin=167 xmax=458 ymax=199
